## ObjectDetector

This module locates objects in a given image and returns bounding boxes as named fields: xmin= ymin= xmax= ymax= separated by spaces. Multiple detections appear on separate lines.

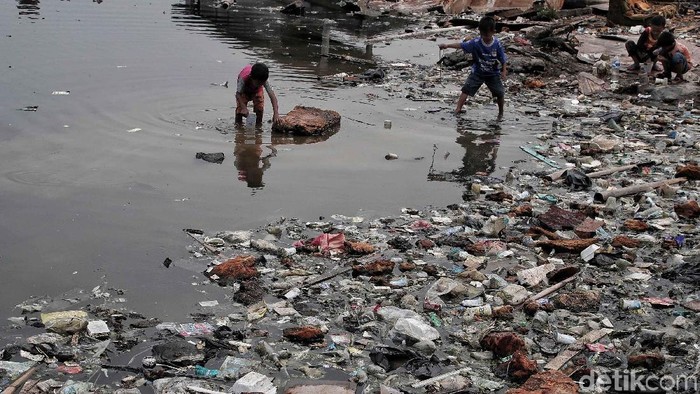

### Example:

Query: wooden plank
xmin=544 ymin=328 xmax=613 ymax=370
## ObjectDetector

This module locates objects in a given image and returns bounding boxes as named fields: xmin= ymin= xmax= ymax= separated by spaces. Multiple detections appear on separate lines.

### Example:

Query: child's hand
xmin=438 ymin=43 xmax=447 ymax=50
xmin=501 ymin=69 xmax=507 ymax=80
xmin=272 ymin=114 xmax=281 ymax=124
xmin=239 ymin=108 xmax=249 ymax=117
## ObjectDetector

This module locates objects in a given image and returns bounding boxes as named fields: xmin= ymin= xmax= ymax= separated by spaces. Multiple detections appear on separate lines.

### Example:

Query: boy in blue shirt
xmin=439 ymin=16 xmax=508 ymax=120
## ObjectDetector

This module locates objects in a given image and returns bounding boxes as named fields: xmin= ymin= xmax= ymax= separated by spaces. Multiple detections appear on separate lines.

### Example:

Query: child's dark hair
xmin=649 ymin=14 xmax=666 ymax=27
xmin=657 ymin=31 xmax=675 ymax=48
xmin=250 ymin=63 xmax=269 ymax=82
xmin=478 ymin=16 xmax=497 ymax=35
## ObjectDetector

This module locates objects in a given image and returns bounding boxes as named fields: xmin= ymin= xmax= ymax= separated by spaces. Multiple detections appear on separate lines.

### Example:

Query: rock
xmin=624 ymin=219 xmax=649 ymax=231
xmin=195 ymin=152 xmax=225 ymax=164
xmin=251 ymin=239 xmax=280 ymax=254
xmin=506 ymin=371 xmax=578 ymax=394
xmin=672 ymin=316 xmax=690 ymax=329
xmin=390 ymin=317 xmax=440 ymax=342
xmin=538 ymin=206 xmax=587 ymax=231
xmin=536 ymin=238 xmax=598 ymax=253
xmin=675 ymin=164 xmax=700 ymax=180
xmin=627 ymin=353 xmax=665 ymax=370
xmin=209 ymin=255 xmax=259 ymax=281
xmin=498 ymin=284 xmax=530 ymax=305
xmin=480 ymin=331 xmax=526 ymax=357
xmin=510 ymin=204 xmax=533 ymax=217
xmin=674 ymin=201 xmax=700 ymax=219
xmin=345 ymin=241 xmax=375 ymax=255
xmin=416 ymin=238 xmax=435 ymax=249
xmin=283 ymin=326 xmax=325 ymax=344
xmin=352 ymin=259 xmax=394 ymax=276
xmin=272 ymin=106 xmax=341 ymax=136
xmin=40 ymin=311 xmax=88 ymax=335
xmin=612 ymin=235 xmax=641 ymax=248
xmin=232 ymin=372 xmax=276 ymax=394
xmin=552 ymin=290 xmax=601 ymax=312
xmin=500 ymin=350 xmax=538 ymax=381
xmin=517 ymin=264 xmax=555 ymax=287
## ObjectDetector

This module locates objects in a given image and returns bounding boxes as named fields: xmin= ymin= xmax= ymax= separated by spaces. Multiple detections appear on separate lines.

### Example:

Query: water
xmin=0 ymin=0 xmax=545 ymax=327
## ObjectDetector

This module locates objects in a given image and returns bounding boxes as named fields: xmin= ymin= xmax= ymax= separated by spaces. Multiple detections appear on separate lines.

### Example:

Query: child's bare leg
xmin=255 ymin=111 xmax=264 ymax=126
xmin=235 ymin=113 xmax=244 ymax=124
xmin=496 ymin=96 xmax=504 ymax=121
xmin=455 ymin=93 xmax=468 ymax=114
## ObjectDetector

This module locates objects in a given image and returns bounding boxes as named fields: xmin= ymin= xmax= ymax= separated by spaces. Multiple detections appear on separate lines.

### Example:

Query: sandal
xmin=672 ymin=76 xmax=686 ymax=84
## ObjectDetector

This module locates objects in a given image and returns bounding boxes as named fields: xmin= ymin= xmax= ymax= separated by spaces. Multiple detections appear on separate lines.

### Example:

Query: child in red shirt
xmin=625 ymin=15 xmax=665 ymax=72
xmin=654 ymin=31 xmax=693 ymax=83
xmin=235 ymin=63 xmax=281 ymax=126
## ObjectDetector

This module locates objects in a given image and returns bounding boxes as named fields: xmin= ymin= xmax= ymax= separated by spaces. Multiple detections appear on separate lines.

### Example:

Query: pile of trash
xmin=2 ymin=174 xmax=700 ymax=392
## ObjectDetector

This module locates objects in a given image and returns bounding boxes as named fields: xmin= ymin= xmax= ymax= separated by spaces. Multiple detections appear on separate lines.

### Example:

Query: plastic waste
xmin=194 ymin=365 xmax=219 ymax=377
xmin=610 ymin=56 xmax=620 ymax=84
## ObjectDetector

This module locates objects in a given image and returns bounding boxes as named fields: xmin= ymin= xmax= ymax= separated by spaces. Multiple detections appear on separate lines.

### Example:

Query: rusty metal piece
xmin=538 ymin=206 xmax=587 ymax=230
xmin=536 ymin=238 xmax=597 ymax=253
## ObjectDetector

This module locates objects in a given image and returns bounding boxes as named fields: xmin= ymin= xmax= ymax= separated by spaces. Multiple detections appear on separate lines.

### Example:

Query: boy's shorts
xmin=462 ymin=73 xmax=505 ymax=98
xmin=671 ymin=52 xmax=689 ymax=73
xmin=236 ymin=90 xmax=265 ymax=114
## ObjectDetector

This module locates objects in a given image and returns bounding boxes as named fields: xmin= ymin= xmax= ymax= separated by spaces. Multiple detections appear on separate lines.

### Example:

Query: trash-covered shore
xmin=3 ymin=5 xmax=700 ymax=394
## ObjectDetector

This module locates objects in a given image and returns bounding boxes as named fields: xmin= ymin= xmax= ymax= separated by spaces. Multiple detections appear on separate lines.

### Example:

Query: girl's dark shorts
xmin=461 ymin=73 xmax=505 ymax=98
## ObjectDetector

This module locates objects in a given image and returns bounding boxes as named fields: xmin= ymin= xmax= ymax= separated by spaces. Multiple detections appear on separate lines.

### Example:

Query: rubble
xmin=272 ymin=106 xmax=341 ymax=136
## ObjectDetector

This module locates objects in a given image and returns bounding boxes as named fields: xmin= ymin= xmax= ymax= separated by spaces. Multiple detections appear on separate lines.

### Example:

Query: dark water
xmin=0 ymin=0 xmax=547 ymax=330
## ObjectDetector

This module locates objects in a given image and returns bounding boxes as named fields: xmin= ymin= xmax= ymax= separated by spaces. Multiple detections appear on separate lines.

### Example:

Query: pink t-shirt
xmin=236 ymin=65 xmax=273 ymax=96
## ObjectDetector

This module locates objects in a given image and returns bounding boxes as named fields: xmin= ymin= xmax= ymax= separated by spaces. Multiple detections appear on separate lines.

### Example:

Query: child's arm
xmin=637 ymin=29 xmax=650 ymax=48
xmin=265 ymin=83 xmax=281 ymax=124
xmin=438 ymin=42 xmax=464 ymax=50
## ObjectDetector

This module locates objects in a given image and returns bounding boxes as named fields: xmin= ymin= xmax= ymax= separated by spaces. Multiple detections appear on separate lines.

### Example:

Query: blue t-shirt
xmin=460 ymin=37 xmax=507 ymax=77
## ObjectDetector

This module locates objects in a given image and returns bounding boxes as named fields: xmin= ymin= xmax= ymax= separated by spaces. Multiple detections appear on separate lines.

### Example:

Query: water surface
xmin=0 ymin=0 xmax=545 ymax=327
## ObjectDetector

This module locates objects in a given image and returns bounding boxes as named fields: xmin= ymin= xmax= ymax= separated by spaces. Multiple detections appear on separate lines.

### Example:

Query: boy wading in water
xmin=235 ymin=63 xmax=281 ymax=126
xmin=439 ymin=16 xmax=508 ymax=121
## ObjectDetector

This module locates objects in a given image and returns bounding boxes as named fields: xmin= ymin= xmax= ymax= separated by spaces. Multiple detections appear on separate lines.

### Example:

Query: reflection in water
xmin=455 ymin=119 xmax=501 ymax=176
xmin=171 ymin=0 xmax=409 ymax=78
xmin=17 ymin=0 xmax=40 ymax=18
xmin=233 ymin=126 xmax=272 ymax=189
xmin=231 ymin=125 xmax=338 ymax=190
xmin=429 ymin=118 xmax=501 ymax=183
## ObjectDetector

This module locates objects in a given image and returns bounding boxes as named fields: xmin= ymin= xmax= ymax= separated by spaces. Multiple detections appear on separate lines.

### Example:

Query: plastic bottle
xmin=611 ymin=55 xmax=620 ymax=83
xmin=194 ymin=365 xmax=219 ymax=377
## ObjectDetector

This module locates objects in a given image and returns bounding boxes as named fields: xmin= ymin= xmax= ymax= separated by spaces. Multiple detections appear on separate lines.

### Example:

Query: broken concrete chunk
xmin=272 ymin=106 xmax=341 ymax=136
xmin=209 ymin=255 xmax=259 ymax=282
xmin=40 ymin=311 xmax=88 ymax=335
xmin=517 ymin=264 xmax=555 ymax=287
xmin=552 ymin=290 xmax=601 ymax=312
xmin=538 ymin=206 xmax=587 ymax=231
xmin=498 ymin=284 xmax=531 ymax=305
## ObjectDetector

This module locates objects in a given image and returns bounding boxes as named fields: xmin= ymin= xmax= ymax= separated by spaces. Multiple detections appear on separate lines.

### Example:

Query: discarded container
xmin=620 ymin=299 xmax=642 ymax=310
xmin=464 ymin=304 xmax=492 ymax=318
xmin=384 ymin=120 xmax=392 ymax=129
xmin=580 ymin=244 xmax=600 ymax=262
xmin=194 ymin=365 xmax=219 ymax=377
